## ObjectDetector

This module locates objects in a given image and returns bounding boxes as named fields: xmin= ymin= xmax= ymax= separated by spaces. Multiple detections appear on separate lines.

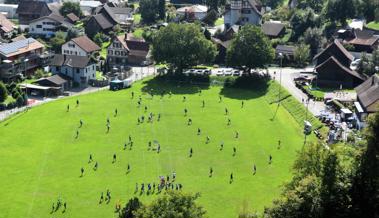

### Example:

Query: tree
xmin=324 ymin=0 xmax=357 ymax=24
xmin=202 ymin=10 xmax=219 ymax=26
xmin=152 ymin=23 xmax=216 ymax=72
xmin=66 ymin=27 xmax=82 ymax=41
xmin=0 ymin=82 xmax=7 ymax=103
xmin=135 ymin=192 xmax=206 ymax=218
xmin=294 ymin=44 xmax=310 ymax=67
xmin=59 ymin=2 xmax=83 ymax=17
xmin=93 ymin=32 xmax=107 ymax=46
xmin=119 ymin=197 xmax=142 ymax=218
xmin=290 ymin=8 xmax=318 ymax=41
xmin=350 ymin=112 xmax=379 ymax=218
xmin=302 ymin=27 xmax=325 ymax=57
xmin=140 ymin=0 xmax=158 ymax=23
xmin=205 ymin=0 xmax=226 ymax=11
xmin=158 ymin=0 xmax=165 ymax=20
xmin=260 ymin=0 xmax=285 ymax=9
xmin=50 ymin=31 xmax=66 ymax=53
xmin=297 ymin=0 xmax=325 ymax=13
xmin=226 ymin=25 xmax=274 ymax=73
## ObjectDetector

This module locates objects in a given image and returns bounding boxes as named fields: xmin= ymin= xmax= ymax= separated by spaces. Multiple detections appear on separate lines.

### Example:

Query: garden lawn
xmin=367 ymin=21 xmax=379 ymax=30
xmin=100 ymin=41 xmax=111 ymax=59
xmin=0 ymin=78 xmax=310 ymax=218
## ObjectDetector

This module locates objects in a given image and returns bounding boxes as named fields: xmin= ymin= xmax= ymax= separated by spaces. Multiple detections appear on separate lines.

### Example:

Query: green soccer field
xmin=0 ymin=78 xmax=308 ymax=218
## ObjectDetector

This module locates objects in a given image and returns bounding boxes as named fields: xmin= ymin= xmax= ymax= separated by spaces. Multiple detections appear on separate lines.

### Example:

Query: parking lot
xmin=183 ymin=68 xmax=267 ymax=77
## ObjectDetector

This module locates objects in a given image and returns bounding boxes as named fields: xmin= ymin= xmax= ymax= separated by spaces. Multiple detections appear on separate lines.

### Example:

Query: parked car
xmin=233 ymin=70 xmax=240 ymax=76
xmin=216 ymin=70 xmax=224 ymax=76
xmin=224 ymin=69 xmax=232 ymax=76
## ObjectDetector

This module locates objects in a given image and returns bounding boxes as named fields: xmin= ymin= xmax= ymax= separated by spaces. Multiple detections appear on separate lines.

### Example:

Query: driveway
xmin=267 ymin=67 xmax=326 ymax=116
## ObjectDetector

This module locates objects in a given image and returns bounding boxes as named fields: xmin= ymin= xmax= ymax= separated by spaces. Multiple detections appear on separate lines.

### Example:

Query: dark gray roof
xmin=355 ymin=74 xmax=379 ymax=112
xmin=16 ymin=1 xmax=51 ymax=15
xmin=30 ymin=13 xmax=73 ymax=27
xmin=93 ymin=13 xmax=114 ymax=30
xmin=102 ymin=4 xmax=132 ymax=24
xmin=275 ymin=45 xmax=295 ymax=55
xmin=35 ymin=74 xmax=68 ymax=86
xmin=262 ymin=22 xmax=285 ymax=37
xmin=50 ymin=54 xmax=92 ymax=68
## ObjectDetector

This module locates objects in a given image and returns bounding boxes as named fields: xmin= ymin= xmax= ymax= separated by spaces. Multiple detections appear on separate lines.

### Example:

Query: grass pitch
xmin=0 ymin=78 xmax=308 ymax=218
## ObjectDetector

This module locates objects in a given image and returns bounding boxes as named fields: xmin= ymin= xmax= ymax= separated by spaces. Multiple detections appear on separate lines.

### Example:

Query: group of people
xmin=51 ymin=197 xmax=66 ymax=214
xmin=65 ymin=89 xmax=283 ymax=212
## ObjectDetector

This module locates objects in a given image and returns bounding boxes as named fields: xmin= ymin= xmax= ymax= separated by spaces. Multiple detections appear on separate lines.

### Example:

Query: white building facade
xmin=224 ymin=0 xmax=262 ymax=27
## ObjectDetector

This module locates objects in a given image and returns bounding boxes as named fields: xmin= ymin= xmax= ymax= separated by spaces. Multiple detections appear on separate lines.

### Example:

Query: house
xmin=170 ymin=0 xmax=203 ymax=5
xmin=313 ymin=39 xmax=354 ymax=67
xmin=85 ymin=13 xmax=114 ymax=37
xmin=34 ymin=74 xmax=72 ymax=94
xmin=49 ymin=54 xmax=96 ymax=87
xmin=275 ymin=45 xmax=295 ymax=61
xmin=315 ymin=56 xmax=365 ymax=88
xmin=313 ymin=39 xmax=365 ymax=88
xmin=355 ymin=74 xmax=379 ymax=114
xmin=177 ymin=5 xmax=208 ymax=20
xmin=0 ymin=3 xmax=18 ymax=19
xmin=80 ymin=0 xmax=103 ymax=17
xmin=0 ymin=38 xmax=45 ymax=80
xmin=0 ymin=13 xmax=16 ymax=38
xmin=66 ymin=13 xmax=80 ymax=24
xmin=28 ymin=14 xmax=73 ymax=38
xmin=85 ymin=4 xmax=133 ymax=37
xmin=16 ymin=0 xmax=53 ymax=25
xmin=262 ymin=21 xmax=285 ymax=38
xmin=107 ymin=34 xmax=150 ymax=67
xmin=62 ymin=35 xmax=101 ymax=57
xmin=347 ymin=29 xmax=379 ymax=53
xmin=224 ymin=0 xmax=262 ymax=27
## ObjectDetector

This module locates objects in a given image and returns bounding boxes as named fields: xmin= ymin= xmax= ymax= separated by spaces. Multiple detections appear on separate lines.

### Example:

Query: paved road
xmin=267 ymin=67 xmax=326 ymax=116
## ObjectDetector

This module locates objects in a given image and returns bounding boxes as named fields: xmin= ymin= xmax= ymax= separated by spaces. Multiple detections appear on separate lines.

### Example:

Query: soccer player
xmin=80 ymin=167 xmax=84 ymax=177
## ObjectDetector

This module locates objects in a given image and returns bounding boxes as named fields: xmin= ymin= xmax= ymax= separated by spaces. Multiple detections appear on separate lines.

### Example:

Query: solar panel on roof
xmin=0 ymin=38 xmax=36 ymax=55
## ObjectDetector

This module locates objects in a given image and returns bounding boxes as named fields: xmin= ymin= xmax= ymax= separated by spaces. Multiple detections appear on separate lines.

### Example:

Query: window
xmin=115 ymin=51 xmax=120 ymax=56
xmin=108 ymin=50 xmax=113 ymax=55
xmin=68 ymin=43 xmax=75 ymax=48
xmin=75 ymin=51 xmax=77 ymax=55
xmin=76 ymin=68 xmax=80 ymax=74
xmin=241 ymin=9 xmax=251 ymax=14
xmin=36 ymin=25 xmax=42 ymax=28
xmin=93 ymin=65 xmax=95 ymax=70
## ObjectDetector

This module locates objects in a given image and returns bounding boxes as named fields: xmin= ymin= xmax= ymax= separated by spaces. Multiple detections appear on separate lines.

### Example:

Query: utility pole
xmin=278 ymin=53 xmax=283 ymax=105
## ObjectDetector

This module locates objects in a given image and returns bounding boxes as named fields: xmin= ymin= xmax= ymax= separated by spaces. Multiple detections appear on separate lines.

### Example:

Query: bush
xmin=0 ymin=81 xmax=7 ymax=103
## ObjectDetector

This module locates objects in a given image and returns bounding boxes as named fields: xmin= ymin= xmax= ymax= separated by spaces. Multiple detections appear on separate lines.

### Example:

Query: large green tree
xmin=50 ymin=31 xmax=66 ymax=53
xmin=323 ymin=0 xmax=358 ymax=24
xmin=226 ymin=25 xmax=274 ymax=73
xmin=290 ymin=8 xmax=318 ymax=41
xmin=301 ymin=27 xmax=325 ymax=57
xmin=296 ymin=0 xmax=326 ymax=13
xmin=140 ymin=0 xmax=158 ymax=23
xmin=205 ymin=0 xmax=226 ymax=11
xmin=135 ymin=192 xmax=206 ymax=218
xmin=59 ymin=2 xmax=83 ymax=17
xmin=0 ymin=82 xmax=8 ymax=103
xmin=294 ymin=43 xmax=310 ymax=67
xmin=350 ymin=112 xmax=379 ymax=218
xmin=119 ymin=197 xmax=142 ymax=218
xmin=152 ymin=23 xmax=216 ymax=72
xmin=158 ymin=0 xmax=166 ymax=20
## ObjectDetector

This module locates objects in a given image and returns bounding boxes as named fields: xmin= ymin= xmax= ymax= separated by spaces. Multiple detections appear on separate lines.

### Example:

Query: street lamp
xmin=278 ymin=52 xmax=283 ymax=105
